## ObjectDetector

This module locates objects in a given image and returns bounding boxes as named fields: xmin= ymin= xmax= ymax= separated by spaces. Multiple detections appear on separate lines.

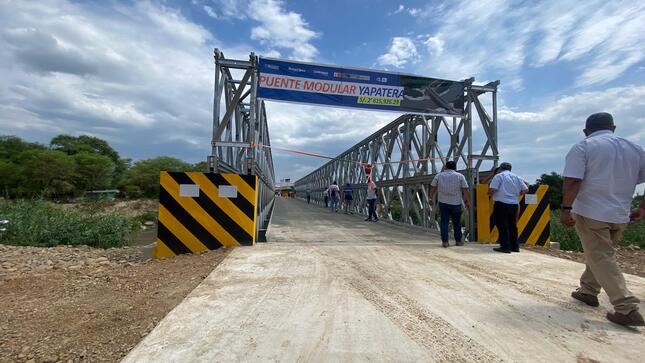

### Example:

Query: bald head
xmin=584 ymin=112 xmax=615 ymax=136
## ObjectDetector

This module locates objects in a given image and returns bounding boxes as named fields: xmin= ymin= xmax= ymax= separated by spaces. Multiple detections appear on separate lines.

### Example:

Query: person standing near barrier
xmin=429 ymin=161 xmax=471 ymax=248
xmin=488 ymin=162 xmax=528 ymax=253
xmin=343 ymin=183 xmax=354 ymax=214
xmin=306 ymin=189 xmax=311 ymax=204
xmin=562 ymin=112 xmax=645 ymax=327
xmin=365 ymin=181 xmax=378 ymax=221
xmin=328 ymin=181 xmax=340 ymax=213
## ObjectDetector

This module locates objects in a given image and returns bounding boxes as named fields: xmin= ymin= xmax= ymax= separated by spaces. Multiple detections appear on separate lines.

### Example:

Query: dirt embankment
xmin=524 ymin=245 xmax=645 ymax=278
xmin=0 ymin=244 xmax=229 ymax=363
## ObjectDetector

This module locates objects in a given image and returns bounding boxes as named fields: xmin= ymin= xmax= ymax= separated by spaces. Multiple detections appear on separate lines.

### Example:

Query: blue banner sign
xmin=258 ymin=58 xmax=464 ymax=116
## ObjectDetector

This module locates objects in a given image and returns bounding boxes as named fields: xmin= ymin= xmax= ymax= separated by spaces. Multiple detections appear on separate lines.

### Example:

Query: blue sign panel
xmin=258 ymin=58 xmax=464 ymax=116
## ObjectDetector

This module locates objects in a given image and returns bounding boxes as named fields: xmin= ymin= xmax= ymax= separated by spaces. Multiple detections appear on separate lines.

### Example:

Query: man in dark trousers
xmin=429 ymin=161 xmax=471 ymax=247
xmin=488 ymin=162 xmax=528 ymax=253
xmin=562 ymin=112 xmax=645 ymax=327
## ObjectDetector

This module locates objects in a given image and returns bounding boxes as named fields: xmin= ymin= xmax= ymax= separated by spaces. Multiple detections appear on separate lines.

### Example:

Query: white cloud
xmin=203 ymin=5 xmax=217 ymax=19
xmin=424 ymin=35 xmax=443 ymax=57
xmin=408 ymin=8 xmax=422 ymax=16
xmin=0 ymin=0 xmax=221 ymax=162
xmin=411 ymin=0 xmax=645 ymax=87
xmin=496 ymin=85 xmax=645 ymax=183
xmin=248 ymin=0 xmax=319 ymax=61
xmin=390 ymin=5 xmax=405 ymax=15
xmin=377 ymin=37 xmax=418 ymax=68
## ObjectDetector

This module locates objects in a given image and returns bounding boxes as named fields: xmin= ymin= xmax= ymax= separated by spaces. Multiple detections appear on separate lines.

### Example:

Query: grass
xmin=0 ymin=199 xmax=131 ymax=248
xmin=551 ymin=210 xmax=645 ymax=251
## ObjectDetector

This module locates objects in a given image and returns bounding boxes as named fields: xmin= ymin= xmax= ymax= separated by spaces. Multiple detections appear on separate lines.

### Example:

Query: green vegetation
xmin=551 ymin=210 xmax=645 ymax=251
xmin=0 ymin=200 xmax=131 ymax=248
xmin=0 ymin=134 xmax=205 ymax=199
xmin=536 ymin=172 xmax=563 ymax=210
xmin=120 ymin=157 xmax=194 ymax=198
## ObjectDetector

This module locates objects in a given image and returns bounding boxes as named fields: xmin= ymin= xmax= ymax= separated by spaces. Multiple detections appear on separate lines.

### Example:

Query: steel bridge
xmin=207 ymin=50 xmax=499 ymax=241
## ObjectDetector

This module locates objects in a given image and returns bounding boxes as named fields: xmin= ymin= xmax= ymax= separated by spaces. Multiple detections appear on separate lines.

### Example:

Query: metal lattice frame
xmin=208 ymin=49 xmax=275 ymax=240
xmin=294 ymin=80 xmax=499 ymax=240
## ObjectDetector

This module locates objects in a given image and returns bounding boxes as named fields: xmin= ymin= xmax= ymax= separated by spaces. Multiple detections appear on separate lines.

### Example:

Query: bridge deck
xmin=124 ymin=197 xmax=645 ymax=362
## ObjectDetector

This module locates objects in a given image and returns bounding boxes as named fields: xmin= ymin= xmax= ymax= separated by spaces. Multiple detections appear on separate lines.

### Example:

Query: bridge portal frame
xmin=293 ymin=80 xmax=499 ymax=240
xmin=208 ymin=49 xmax=275 ymax=240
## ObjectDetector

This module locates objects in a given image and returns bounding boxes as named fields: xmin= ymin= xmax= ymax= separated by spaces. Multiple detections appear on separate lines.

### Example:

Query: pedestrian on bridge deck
xmin=562 ymin=112 xmax=645 ymax=327
xmin=306 ymin=190 xmax=311 ymax=204
xmin=429 ymin=161 xmax=471 ymax=248
xmin=365 ymin=181 xmax=378 ymax=222
xmin=343 ymin=183 xmax=353 ymax=214
xmin=324 ymin=188 xmax=329 ymax=208
xmin=488 ymin=162 xmax=528 ymax=254
xmin=328 ymin=181 xmax=340 ymax=213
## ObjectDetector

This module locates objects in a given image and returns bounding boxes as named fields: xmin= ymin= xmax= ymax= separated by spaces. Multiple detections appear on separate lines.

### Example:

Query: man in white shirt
xmin=562 ymin=112 xmax=645 ymax=327
xmin=365 ymin=180 xmax=378 ymax=221
xmin=488 ymin=162 xmax=528 ymax=253
xmin=429 ymin=161 xmax=471 ymax=247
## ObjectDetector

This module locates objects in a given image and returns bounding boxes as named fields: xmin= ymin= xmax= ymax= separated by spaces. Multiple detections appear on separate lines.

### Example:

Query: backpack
xmin=330 ymin=187 xmax=337 ymax=197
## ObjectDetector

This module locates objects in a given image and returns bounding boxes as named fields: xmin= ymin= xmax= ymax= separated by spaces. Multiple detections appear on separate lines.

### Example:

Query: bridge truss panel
xmin=208 ymin=49 xmax=275 ymax=240
xmin=294 ymin=80 xmax=499 ymax=240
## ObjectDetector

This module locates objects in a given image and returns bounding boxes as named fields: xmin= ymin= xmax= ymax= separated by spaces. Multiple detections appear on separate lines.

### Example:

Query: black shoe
xmin=456 ymin=241 xmax=464 ymax=246
xmin=607 ymin=310 xmax=645 ymax=327
xmin=364 ymin=218 xmax=372 ymax=221
xmin=374 ymin=218 xmax=379 ymax=222
xmin=442 ymin=241 xmax=449 ymax=248
xmin=493 ymin=247 xmax=511 ymax=254
xmin=511 ymin=248 xmax=520 ymax=252
xmin=571 ymin=290 xmax=599 ymax=307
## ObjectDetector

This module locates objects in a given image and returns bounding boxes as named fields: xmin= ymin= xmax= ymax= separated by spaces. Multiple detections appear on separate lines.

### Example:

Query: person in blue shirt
xmin=343 ymin=183 xmax=353 ymax=214
xmin=488 ymin=162 xmax=528 ymax=253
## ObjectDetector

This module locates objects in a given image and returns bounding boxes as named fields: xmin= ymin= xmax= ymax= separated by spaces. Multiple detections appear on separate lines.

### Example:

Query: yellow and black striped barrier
xmin=154 ymin=171 xmax=258 ymax=258
xmin=476 ymin=184 xmax=551 ymax=247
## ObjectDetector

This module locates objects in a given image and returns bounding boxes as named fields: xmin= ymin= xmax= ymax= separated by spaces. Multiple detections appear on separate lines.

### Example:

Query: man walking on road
xmin=488 ymin=162 xmax=528 ymax=253
xmin=343 ymin=183 xmax=353 ymax=214
xmin=429 ymin=161 xmax=471 ymax=248
xmin=562 ymin=112 xmax=645 ymax=327
xmin=365 ymin=181 xmax=378 ymax=221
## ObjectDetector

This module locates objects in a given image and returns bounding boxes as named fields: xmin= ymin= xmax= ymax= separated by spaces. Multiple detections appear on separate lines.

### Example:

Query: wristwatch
xmin=562 ymin=206 xmax=572 ymax=210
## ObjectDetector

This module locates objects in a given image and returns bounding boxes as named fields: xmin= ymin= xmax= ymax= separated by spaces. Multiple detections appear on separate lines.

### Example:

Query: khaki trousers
xmin=574 ymin=214 xmax=640 ymax=314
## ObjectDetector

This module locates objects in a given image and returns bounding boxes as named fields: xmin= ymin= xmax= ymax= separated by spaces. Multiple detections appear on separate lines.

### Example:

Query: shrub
xmin=0 ymin=200 xmax=131 ymax=248
xmin=550 ymin=210 xmax=645 ymax=251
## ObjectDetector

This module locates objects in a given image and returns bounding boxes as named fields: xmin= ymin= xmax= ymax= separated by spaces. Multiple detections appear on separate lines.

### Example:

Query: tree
xmin=537 ymin=172 xmax=563 ymax=209
xmin=0 ymin=136 xmax=45 ymax=162
xmin=18 ymin=149 xmax=77 ymax=198
xmin=193 ymin=161 xmax=208 ymax=172
xmin=73 ymin=152 xmax=115 ymax=192
xmin=120 ymin=157 xmax=194 ymax=198
xmin=50 ymin=134 xmax=128 ymax=185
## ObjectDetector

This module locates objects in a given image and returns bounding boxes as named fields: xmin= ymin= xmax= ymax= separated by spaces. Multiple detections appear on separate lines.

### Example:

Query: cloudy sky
xmin=1 ymin=0 xmax=644 ymax=190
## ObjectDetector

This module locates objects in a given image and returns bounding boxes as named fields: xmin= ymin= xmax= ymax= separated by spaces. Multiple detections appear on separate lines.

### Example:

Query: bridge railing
xmin=294 ymin=81 xmax=499 ymax=240
xmin=208 ymin=49 xmax=275 ymax=241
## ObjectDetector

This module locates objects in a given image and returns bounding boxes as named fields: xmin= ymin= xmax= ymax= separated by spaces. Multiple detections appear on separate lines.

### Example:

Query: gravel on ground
xmin=0 ymin=244 xmax=229 ymax=363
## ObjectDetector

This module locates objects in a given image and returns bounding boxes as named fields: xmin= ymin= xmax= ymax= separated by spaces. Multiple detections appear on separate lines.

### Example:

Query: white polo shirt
xmin=489 ymin=170 xmax=528 ymax=205
xmin=563 ymin=130 xmax=645 ymax=223
xmin=431 ymin=170 xmax=468 ymax=205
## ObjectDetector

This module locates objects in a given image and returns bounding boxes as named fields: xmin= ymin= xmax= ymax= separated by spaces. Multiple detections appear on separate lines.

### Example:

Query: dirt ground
xmin=0 ymin=245 xmax=229 ymax=363
xmin=524 ymin=244 xmax=645 ymax=278
xmin=53 ymin=199 xmax=158 ymax=219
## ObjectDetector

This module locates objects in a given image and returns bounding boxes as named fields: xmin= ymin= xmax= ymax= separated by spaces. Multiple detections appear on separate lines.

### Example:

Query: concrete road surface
xmin=124 ymin=197 xmax=645 ymax=362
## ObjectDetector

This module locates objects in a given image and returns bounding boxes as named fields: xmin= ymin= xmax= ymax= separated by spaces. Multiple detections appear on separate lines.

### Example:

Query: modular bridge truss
xmin=294 ymin=80 xmax=499 ymax=240
xmin=208 ymin=49 xmax=275 ymax=240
